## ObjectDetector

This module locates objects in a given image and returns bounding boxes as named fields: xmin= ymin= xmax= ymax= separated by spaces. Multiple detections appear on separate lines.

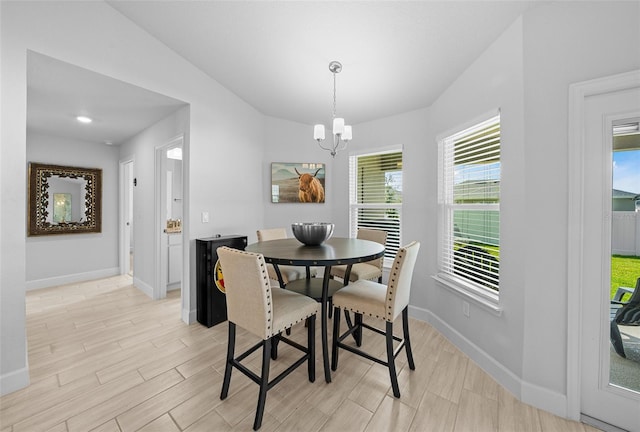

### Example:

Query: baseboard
xmin=408 ymin=304 xmax=567 ymax=419
xmin=183 ymin=307 xmax=196 ymax=324
xmin=26 ymin=267 xmax=120 ymax=291
xmin=0 ymin=364 xmax=30 ymax=397
xmin=133 ymin=277 xmax=154 ymax=298
xmin=521 ymin=379 xmax=568 ymax=418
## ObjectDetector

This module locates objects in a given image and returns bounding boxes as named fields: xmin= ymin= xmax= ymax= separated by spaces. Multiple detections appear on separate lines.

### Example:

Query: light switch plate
xmin=201 ymin=212 xmax=209 ymax=223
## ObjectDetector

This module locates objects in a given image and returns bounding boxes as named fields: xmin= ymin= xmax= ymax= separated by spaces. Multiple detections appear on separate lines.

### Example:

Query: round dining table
xmin=245 ymin=237 xmax=385 ymax=383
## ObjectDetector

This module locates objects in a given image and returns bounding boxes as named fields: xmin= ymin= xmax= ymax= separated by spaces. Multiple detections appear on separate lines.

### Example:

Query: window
xmin=349 ymin=150 xmax=402 ymax=263
xmin=438 ymin=114 xmax=500 ymax=299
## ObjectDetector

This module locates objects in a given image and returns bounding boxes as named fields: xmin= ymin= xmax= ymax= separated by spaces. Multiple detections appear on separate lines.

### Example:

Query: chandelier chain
xmin=333 ymin=71 xmax=337 ymax=119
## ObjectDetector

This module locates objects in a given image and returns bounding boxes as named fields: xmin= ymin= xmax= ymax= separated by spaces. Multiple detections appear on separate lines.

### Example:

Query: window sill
xmin=431 ymin=274 xmax=503 ymax=316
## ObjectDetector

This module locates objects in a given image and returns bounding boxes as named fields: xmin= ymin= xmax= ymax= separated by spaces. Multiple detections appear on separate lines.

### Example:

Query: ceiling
xmin=27 ymin=1 xmax=542 ymax=145
xmin=27 ymin=52 xmax=187 ymax=145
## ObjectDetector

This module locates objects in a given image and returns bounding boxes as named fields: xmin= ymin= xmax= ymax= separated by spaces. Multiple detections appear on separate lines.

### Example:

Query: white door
xmin=579 ymin=79 xmax=640 ymax=431
xmin=120 ymin=158 xmax=134 ymax=276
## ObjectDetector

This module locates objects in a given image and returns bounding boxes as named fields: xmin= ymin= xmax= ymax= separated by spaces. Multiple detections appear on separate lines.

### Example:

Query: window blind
xmin=440 ymin=115 xmax=500 ymax=292
xmin=349 ymin=150 xmax=403 ymax=261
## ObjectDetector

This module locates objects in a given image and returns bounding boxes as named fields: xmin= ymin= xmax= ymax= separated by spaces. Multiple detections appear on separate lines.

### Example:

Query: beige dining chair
xmin=331 ymin=241 xmax=420 ymax=398
xmin=217 ymin=246 xmax=319 ymax=431
xmin=330 ymin=228 xmax=387 ymax=283
xmin=257 ymin=228 xmax=317 ymax=285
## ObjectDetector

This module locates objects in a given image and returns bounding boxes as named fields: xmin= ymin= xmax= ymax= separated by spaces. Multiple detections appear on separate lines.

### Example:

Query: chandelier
xmin=314 ymin=61 xmax=352 ymax=157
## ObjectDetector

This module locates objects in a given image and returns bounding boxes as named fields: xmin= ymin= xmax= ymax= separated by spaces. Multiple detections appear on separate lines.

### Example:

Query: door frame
xmin=567 ymin=70 xmax=640 ymax=423
xmin=119 ymin=156 xmax=135 ymax=276
xmin=154 ymin=135 xmax=184 ymax=301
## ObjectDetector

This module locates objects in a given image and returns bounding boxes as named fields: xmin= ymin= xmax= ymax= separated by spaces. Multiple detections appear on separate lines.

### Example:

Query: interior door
xmin=580 ymin=85 xmax=640 ymax=431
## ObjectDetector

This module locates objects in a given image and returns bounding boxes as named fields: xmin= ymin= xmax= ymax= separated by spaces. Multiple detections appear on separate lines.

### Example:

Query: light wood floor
xmin=1 ymin=275 xmax=599 ymax=432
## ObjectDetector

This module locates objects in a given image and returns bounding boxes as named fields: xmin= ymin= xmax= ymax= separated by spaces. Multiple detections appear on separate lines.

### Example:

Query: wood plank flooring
xmin=0 ymin=275 xmax=600 ymax=431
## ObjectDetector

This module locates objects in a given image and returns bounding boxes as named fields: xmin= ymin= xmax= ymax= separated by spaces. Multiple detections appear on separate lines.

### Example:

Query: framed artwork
xmin=271 ymin=162 xmax=325 ymax=203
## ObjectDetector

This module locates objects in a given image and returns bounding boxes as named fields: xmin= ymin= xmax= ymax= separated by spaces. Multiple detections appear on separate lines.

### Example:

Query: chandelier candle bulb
xmin=342 ymin=125 xmax=352 ymax=141
xmin=314 ymin=124 xmax=325 ymax=141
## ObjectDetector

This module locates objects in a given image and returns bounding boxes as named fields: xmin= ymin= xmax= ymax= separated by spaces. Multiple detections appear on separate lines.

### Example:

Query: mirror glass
xmin=28 ymin=162 xmax=102 ymax=236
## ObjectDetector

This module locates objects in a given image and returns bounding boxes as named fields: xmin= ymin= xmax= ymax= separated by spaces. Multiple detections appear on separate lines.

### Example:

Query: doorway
xmin=120 ymin=158 xmax=135 ymax=277
xmin=154 ymin=136 xmax=184 ymax=301
xmin=568 ymin=70 xmax=640 ymax=431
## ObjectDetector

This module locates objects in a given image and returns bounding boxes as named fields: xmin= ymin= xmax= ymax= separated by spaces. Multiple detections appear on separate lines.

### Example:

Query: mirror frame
xmin=28 ymin=162 xmax=102 ymax=236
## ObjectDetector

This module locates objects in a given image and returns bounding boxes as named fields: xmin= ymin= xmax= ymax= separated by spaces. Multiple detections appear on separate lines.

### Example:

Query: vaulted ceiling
xmin=27 ymin=1 xmax=540 ymax=144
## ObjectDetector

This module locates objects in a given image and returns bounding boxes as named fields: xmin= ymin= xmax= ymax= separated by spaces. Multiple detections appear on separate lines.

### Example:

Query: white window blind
xmin=349 ymin=150 xmax=402 ymax=262
xmin=439 ymin=115 xmax=500 ymax=293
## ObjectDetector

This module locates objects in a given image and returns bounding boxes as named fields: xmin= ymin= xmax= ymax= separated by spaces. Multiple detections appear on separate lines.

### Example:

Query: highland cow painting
xmin=271 ymin=162 xmax=325 ymax=203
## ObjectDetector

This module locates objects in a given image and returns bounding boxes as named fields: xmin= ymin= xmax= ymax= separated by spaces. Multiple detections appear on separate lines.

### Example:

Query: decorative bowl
xmin=291 ymin=222 xmax=334 ymax=246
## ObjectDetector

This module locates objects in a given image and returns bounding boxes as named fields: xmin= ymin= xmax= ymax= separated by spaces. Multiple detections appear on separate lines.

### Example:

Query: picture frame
xmin=28 ymin=162 xmax=102 ymax=236
xmin=271 ymin=162 xmax=325 ymax=203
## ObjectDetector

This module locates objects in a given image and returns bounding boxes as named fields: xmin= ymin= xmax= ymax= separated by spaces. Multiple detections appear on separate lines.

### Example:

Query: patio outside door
xmin=575 ymin=73 xmax=640 ymax=432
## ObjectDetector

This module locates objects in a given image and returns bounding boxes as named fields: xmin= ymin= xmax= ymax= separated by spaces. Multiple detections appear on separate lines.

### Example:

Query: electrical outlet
xmin=463 ymin=301 xmax=470 ymax=317
xmin=201 ymin=211 xmax=209 ymax=223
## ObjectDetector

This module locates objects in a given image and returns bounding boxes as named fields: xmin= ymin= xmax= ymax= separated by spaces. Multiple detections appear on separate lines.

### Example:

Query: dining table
xmin=245 ymin=237 xmax=385 ymax=383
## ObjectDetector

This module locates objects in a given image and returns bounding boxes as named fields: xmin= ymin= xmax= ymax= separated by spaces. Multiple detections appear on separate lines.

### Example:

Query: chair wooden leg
xmin=254 ymin=338 xmax=271 ymax=431
xmin=328 ymin=297 xmax=333 ymax=319
xmin=355 ymin=313 xmax=363 ymax=347
xmin=220 ymin=322 xmax=235 ymax=400
xmin=386 ymin=321 xmax=400 ymax=398
xmin=331 ymin=307 xmax=341 ymax=371
xmin=308 ymin=315 xmax=316 ymax=382
xmin=402 ymin=307 xmax=415 ymax=370
xmin=271 ymin=335 xmax=279 ymax=360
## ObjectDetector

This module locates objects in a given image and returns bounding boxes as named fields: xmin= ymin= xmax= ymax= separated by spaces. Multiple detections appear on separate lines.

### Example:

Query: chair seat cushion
xmin=271 ymin=288 xmax=319 ymax=336
xmin=332 ymin=279 xmax=390 ymax=321
xmin=267 ymin=264 xmax=317 ymax=284
xmin=330 ymin=263 xmax=381 ymax=282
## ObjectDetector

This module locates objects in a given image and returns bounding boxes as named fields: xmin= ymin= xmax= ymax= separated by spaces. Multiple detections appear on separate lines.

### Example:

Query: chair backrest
xmin=385 ymin=241 xmax=420 ymax=321
xmin=357 ymin=228 xmax=388 ymax=270
xmin=217 ymin=246 xmax=273 ymax=339
xmin=257 ymin=228 xmax=288 ymax=242
xmin=616 ymin=277 xmax=640 ymax=325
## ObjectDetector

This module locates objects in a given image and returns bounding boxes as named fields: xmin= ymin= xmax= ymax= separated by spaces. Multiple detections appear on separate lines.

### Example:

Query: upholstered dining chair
xmin=330 ymin=228 xmax=388 ymax=283
xmin=217 ymin=246 xmax=319 ymax=431
xmin=331 ymin=241 xmax=420 ymax=398
xmin=257 ymin=228 xmax=317 ymax=285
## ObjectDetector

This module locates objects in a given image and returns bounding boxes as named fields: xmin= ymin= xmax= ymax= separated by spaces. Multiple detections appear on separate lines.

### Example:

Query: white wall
xmin=520 ymin=1 xmax=640 ymax=411
xmin=26 ymin=132 xmax=120 ymax=288
xmin=262 ymin=116 xmax=334 ymax=237
xmin=0 ymin=0 xmax=264 ymax=395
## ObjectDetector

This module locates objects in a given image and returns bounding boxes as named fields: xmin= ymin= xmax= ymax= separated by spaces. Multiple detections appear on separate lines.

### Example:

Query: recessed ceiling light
xmin=76 ymin=115 xmax=92 ymax=124
xmin=104 ymin=141 xmax=113 ymax=146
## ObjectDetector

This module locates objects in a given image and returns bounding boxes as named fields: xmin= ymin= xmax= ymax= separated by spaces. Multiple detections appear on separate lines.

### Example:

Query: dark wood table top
xmin=245 ymin=237 xmax=385 ymax=266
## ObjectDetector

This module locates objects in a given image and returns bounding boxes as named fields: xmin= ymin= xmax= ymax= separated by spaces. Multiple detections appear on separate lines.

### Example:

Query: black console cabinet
xmin=196 ymin=235 xmax=247 ymax=327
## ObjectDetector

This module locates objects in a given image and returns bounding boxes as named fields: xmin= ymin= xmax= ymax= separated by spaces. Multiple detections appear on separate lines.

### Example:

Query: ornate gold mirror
xmin=28 ymin=162 xmax=102 ymax=236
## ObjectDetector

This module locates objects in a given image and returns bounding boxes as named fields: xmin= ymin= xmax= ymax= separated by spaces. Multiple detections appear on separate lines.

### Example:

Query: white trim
xmin=435 ymin=107 xmax=501 ymax=143
xmin=133 ymin=276 xmax=154 ymax=299
xmin=567 ymin=69 xmax=640 ymax=420
xmin=183 ymin=307 xmax=196 ymax=324
xmin=26 ymin=267 xmax=120 ymax=291
xmin=348 ymin=144 xmax=403 ymax=158
xmin=154 ymin=135 xmax=184 ymax=301
xmin=0 ymin=365 xmax=29 ymax=397
xmin=409 ymin=304 xmax=567 ymax=419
